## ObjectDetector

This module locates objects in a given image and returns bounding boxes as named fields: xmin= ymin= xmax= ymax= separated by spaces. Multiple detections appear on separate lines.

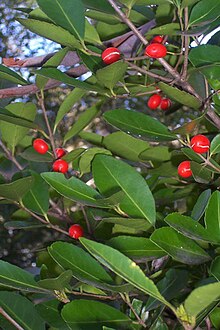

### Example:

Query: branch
xmin=0 ymin=307 xmax=24 ymax=330
xmin=0 ymin=139 xmax=23 ymax=170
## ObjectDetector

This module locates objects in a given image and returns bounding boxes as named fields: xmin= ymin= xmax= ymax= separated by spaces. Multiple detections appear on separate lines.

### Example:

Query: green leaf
xmin=0 ymin=102 xmax=36 ymax=153
xmin=22 ymin=172 xmax=49 ymax=216
xmin=108 ymin=236 xmax=165 ymax=259
xmin=0 ymin=291 xmax=45 ymax=330
xmin=85 ymin=19 xmax=102 ymax=45
xmin=0 ymin=177 xmax=33 ymax=201
xmin=210 ymin=133 xmax=220 ymax=155
xmin=158 ymin=82 xmax=201 ymax=109
xmin=64 ymin=101 xmax=102 ymax=143
xmin=41 ymin=172 xmax=105 ymax=207
xmin=103 ymin=217 xmax=152 ymax=232
xmin=81 ymin=0 xmax=115 ymax=14
xmin=191 ymin=161 xmax=213 ymax=184
xmin=96 ymin=61 xmax=128 ymax=91
xmin=18 ymin=18 xmax=82 ymax=49
xmin=189 ymin=45 xmax=220 ymax=67
xmin=20 ymin=147 xmax=53 ymax=163
xmin=164 ymin=213 xmax=218 ymax=244
xmin=62 ymin=148 xmax=86 ymax=162
xmin=54 ymin=88 xmax=85 ymax=131
xmin=210 ymin=256 xmax=220 ymax=281
xmin=48 ymin=241 xmax=116 ymax=290
xmin=150 ymin=227 xmax=211 ymax=265
xmin=37 ymin=0 xmax=85 ymax=41
xmin=104 ymin=110 xmax=176 ymax=141
xmin=189 ymin=0 xmax=220 ymax=27
xmin=61 ymin=300 xmax=132 ymax=330
xmin=36 ymin=300 xmax=69 ymax=330
xmin=181 ymin=147 xmax=203 ymax=163
xmin=191 ymin=189 xmax=211 ymax=220
xmin=36 ymin=47 xmax=69 ymax=89
xmin=0 ymin=108 xmax=39 ymax=130
xmin=184 ymin=282 xmax=220 ymax=318
xmin=103 ymin=131 xmax=149 ymax=162
xmin=79 ymin=131 xmax=103 ymax=145
xmin=80 ymin=237 xmax=171 ymax=307
xmin=139 ymin=146 xmax=171 ymax=162
xmin=0 ymin=64 xmax=28 ymax=85
xmin=0 ymin=260 xmax=47 ymax=293
xmin=204 ymin=191 xmax=220 ymax=243
xmin=147 ymin=23 xmax=180 ymax=36
xmin=92 ymin=155 xmax=156 ymax=224
xmin=79 ymin=147 xmax=112 ymax=176
xmin=38 ymin=270 xmax=72 ymax=290
xmin=38 ymin=68 xmax=106 ymax=93
xmin=4 ymin=220 xmax=44 ymax=230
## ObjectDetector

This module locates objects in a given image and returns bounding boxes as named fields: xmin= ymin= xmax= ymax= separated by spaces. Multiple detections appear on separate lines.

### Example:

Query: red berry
xmin=190 ymin=135 xmax=210 ymax=154
xmin=160 ymin=98 xmax=171 ymax=111
xmin=145 ymin=43 xmax=167 ymax=58
xmin=33 ymin=138 xmax=49 ymax=154
xmin=69 ymin=224 xmax=84 ymax=239
xmin=102 ymin=47 xmax=121 ymax=65
xmin=55 ymin=148 xmax=66 ymax=159
xmin=178 ymin=161 xmax=192 ymax=178
xmin=151 ymin=35 xmax=164 ymax=44
xmin=147 ymin=94 xmax=162 ymax=110
xmin=52 ymin=159 xmax=69 ymax=173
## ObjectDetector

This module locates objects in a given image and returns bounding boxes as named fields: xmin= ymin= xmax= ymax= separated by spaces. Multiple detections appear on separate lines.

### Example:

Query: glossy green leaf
xmin=0 ymin=102 xmax=36 ymax=153
xmin=164 ymin=213 xmax=218 ymax=243
xmin=150 ymin=227 xmax=211 ymax=265
xmin=184 ymin=282 xmax=220 ymax=317
xmin=48 ymin=241 xmax=116 ymax=290
xmin=158 ymin=82 xmax=201 ymax=109
xmin=0 ymin=291 xmax=45 ymax=330
xmin=189 ymin=0 xmax=220 ymax=27
xmin=0 ymin=260 xmax=47 ymax=293
xmin=96 ymin=61 xmax=128 ymax=91
xmin=78 ymin=50 xmax=103 ymax=73
xmin=79 ymin=147 xmax=112 ymax=176
xmin=104 ymin=110 xmax=176 ymax=142
xmin=189 ymin=45 xmax=220 ymax=67
xmin=0 ymin=177 xmax=33 ymax=201
xmin=191 ymin=189 xmax=211 ymax=220
xmin=41 ymin=172 xmax=107 ymax=207
xmin=61 ymin=300 xmax=132 ymax=330
xmin=0 ymin=108 xmax=39 ymax=130
xmin=204 ymin=191 xmax=220 ymax=243
xmin=210 ymin=307 xmax=220 ymax=330
xmin=85 ymin=19 xmax=102 ymax=45
xmin=4 ymin=220 xmax=44 ymax=230
xmin=191 ymin=161 xmax=213 ymax=184
xmin=36 ymin=300 xmax=69 ymax=330
xmin=139 ymin=146 xmax=171 ymax=162
xmin=62 ymin=148 xmax=86 ymax=162
xmin=38 ymin=270 xmax=72 ymax=290
xmin=108 ymin=236 xmax=165 ymax=259
xmin=38 ymin=68 xmax=106 ymax=93
xmin=54 ymin=88 xmax=85 ymax=131
xmin=146 ymin=269 xmax=189 ymax=311
xmin=81 ymin=238 xmax=171 ymax=308
xmin=18 ymin=18 xmax=82 ymax=49
xmin=210 ymin=134 xmax=220 ymax=155
xmin=103 ymin=131 xmax=149 ymax=162
xmin=64 ymin=102 xmax=102 ymax=143
xmin=103 ymin=217 xmax=152 ymax=232
xmin=147 ymin=23 xmax=180 ymax=36
xmin=181 ymin=147 xmax=203 ymax=163
xmin=79 ymin=131 xmax=103 ymax=145
xmin=37 ymin=0 xmax=85 ymax=41
xmin=92 ymin=155 xmax=156 ymax=224
xmin=82 ymin=0 xmax=115 ymax=14
xmin=36 ymin=47 xmax=69 ymax=89
xmin=210 ymin=256 xmax=220 ymax=281
xmin=20 ymin=147 xmax=53 ymax=163
xmin=0 ymin=64 xmax=28 ymax=85
xmin=22 ymin=172 xmax=49 ymax=215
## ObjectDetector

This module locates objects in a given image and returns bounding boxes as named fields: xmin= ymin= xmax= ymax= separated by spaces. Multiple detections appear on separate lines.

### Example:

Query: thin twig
xmin=181 ymin=7 xmax=189 ymax=80
xmin=126 ymin=61 xmax=172 ymax=82
xmin=37 ymin=91 xmax=57 ymax=157
xmin=106 ymin=0 xmax=148 ymax=46
xmin=80 ymin=205 xmax=93 ymax=237
xmin=121 ymin=294 xmax=147 ymax=328
xmin=0 ymin=139 xmax=23 ymax=170
xmin=0 ymin=307 xmax=24 ymax=330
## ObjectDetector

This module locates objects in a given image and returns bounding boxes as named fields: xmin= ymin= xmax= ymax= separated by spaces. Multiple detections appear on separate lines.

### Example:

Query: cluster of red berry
xmin=147 ymin=94 xmax=171 ymax=111
xmin=33 ymin=138 xmax=84 ymax=239
xmin=178 ymin=135 xmax=210 ymax=178
xmin=101 ymin=35 xmax=166 ymax=65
